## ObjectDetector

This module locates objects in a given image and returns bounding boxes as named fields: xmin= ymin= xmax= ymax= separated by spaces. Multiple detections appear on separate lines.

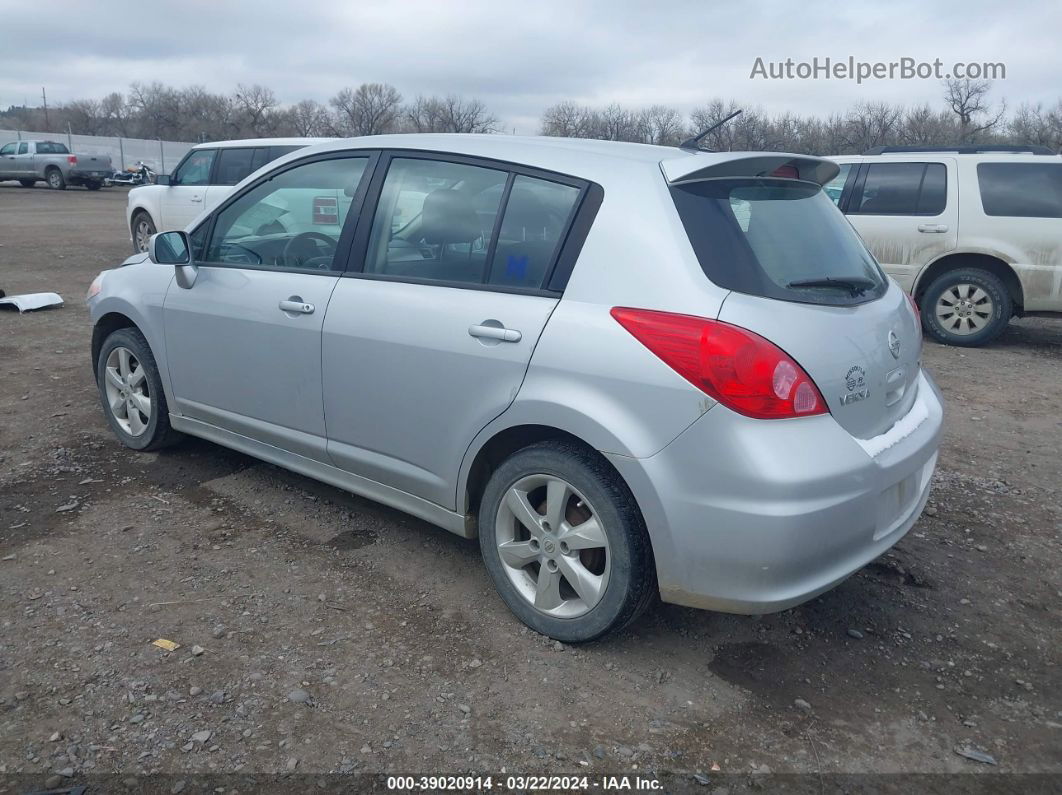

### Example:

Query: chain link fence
xmin=0 ymin=129 xmax=195 ymax=173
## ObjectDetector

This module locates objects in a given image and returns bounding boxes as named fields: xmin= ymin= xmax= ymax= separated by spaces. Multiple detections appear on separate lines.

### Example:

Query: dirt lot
xmin=0 ymin=185 xmax=1059 ymax=792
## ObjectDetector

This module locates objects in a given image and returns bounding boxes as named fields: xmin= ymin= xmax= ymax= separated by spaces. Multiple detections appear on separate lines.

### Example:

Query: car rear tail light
xmin=611 ymin=308 xmax=828 ymax=420
xmin=770 ymin=165 xmax=799 ymax=178
xmin=67 ymin=155 xmax=78 ymax=166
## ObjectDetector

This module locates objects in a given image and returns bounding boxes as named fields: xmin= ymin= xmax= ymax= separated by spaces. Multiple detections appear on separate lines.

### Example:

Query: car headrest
xmin=421 ymin=189 xmax=481 ymax=245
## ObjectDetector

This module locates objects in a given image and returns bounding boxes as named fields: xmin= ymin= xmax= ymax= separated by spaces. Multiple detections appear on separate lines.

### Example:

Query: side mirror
xmin=156 ymin=174 xmax=171 ymax=186
xmin=148 ymin=230 xmax=190 ymax=264
xmin=148 ymin=230 xmax=198 ymax=289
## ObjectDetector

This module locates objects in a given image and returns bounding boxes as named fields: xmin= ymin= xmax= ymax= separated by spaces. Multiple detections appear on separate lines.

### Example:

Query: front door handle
xmin=917 ymin=224 xmax=948 ymax=233
xmin=279 ymin=298 xmax=314 ymax=315
xmin=469 ymin=323 xmax=521 ymax=343
xmin=190 ymin=195 xmax=203 ymax=203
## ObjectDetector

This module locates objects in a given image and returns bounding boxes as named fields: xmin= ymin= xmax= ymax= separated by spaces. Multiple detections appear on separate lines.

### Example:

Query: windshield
xmin=671 ymin=177 xmax=887 ymax=306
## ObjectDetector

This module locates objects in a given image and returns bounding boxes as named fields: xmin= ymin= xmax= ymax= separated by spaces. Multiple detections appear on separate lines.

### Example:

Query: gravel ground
xmin=0 ymin=185 xmax=1059 ymax=792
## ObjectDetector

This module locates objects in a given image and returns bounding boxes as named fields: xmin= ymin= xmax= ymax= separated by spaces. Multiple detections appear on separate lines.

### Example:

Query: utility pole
xmin=42 ymin=86 xmax=49 ymax=130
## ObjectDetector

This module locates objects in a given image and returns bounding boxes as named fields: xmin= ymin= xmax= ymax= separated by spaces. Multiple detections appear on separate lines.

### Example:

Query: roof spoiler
xmin=660 ymin=152 xmax=840 ymax=187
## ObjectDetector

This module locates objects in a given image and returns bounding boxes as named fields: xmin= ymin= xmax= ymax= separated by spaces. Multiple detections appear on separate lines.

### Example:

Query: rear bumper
xmin=69 ymin=169 xmax=109 ymax=181
xmin=607 ymin=370 xmax=944 ymax=614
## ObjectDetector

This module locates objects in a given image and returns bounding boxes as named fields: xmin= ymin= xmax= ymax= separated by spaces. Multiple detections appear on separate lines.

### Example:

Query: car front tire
xmin=478 ymin=441 xmax=656 ymax=642
xmin=132 ymin=212 xmax=156 ymax=253
xmin=96 ymin=327 xmax=182 ymax=451
xmin=921 ymin=268 xmax=1012 ymax=347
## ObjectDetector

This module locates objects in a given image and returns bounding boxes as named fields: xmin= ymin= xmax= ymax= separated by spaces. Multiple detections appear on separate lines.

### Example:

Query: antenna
xmin=679 ymin=109 xmax=742 ymax=151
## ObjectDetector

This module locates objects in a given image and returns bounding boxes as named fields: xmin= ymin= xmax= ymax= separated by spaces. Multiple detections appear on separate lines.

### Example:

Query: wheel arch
xmin=913 ymin=252 xmax=1024 ymax=315
xmin=91 ymin=311 xmax=140 ymax=374
xmin=460 ymin=422 xmax=645 ymax=529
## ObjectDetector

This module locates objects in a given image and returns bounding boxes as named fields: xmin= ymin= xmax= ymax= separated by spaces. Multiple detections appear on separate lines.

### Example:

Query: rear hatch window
xmin=671 ymin=178 xmax=887 ymax=306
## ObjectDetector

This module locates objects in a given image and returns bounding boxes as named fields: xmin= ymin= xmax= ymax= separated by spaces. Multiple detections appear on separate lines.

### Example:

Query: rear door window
xmin=17 ymin=142 xmax=29 ymax=155
xmin=977 ymin=162 xmax=1062 ymax=218
xmin=671 ymin=178 xmax=887 ymax=306
xmin=214 ymin=148 xmax=255 ymax=185
xmin=850 ymin=162 xmax=946 ymax=215
xmin=488 ymin=175 xmax=581 ymax=288
xmin=363 ymin=158 xmax=509 ymax=285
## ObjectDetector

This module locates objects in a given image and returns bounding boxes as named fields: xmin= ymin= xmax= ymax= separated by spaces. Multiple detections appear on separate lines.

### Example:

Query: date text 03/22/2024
xmin=385 ymin=775 xmax=664 ymax=790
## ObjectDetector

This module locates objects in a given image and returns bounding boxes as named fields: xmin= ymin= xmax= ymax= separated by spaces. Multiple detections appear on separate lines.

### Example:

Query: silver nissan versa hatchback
xmin=87 ymin=135 xmax=943 ymax=641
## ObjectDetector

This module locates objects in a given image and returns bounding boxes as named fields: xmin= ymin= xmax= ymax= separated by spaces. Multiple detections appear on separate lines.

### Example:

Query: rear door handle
xmin=917 ymin=224 xmax=948 ymax=233
xmin=279 ymin=299 xmax=314 ymax=314
xmin=190 ymin=195 xmax=203 ymax=203
xmin=469 ymin=324 xmax=521 ymax=343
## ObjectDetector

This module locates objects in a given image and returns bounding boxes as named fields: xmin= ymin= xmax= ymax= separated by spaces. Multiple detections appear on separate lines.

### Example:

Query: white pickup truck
xmin=0 ymin=139 xmax=113 ymax=190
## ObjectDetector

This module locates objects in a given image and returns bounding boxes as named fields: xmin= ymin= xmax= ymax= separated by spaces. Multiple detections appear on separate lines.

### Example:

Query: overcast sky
xmin=1 ymin=0 xmax=1059 ymax=133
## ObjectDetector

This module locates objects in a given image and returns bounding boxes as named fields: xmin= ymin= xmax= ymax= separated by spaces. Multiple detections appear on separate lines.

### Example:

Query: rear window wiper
xmin=786 ymin=276 xmax=877 ymax=296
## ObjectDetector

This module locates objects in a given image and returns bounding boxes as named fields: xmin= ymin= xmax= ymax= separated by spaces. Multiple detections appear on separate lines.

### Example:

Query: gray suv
xmin=87 ymin=135 xmax=943 ymax=641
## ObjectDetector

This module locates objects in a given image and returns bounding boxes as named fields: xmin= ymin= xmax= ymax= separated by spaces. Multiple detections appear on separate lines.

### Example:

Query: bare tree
xmin=330 ymin=83 xmax=402 ymax=136
xmin=232 ymin=84 xmax=279 ymax=137
xmin=64 ymin=99 xmax=104 ymax=135
xmin=405 ymin=95 xmax=497 ymax=133
xmin=288 ymin=99 xmax=334 ymax=137
xmin=943 ymin=79 xmax=1006 ymax=142
xmin=540 ymin=101 xmax=595 ymax=138
xmin=636 ymin=105 xmax=686 ymax=145
xmin=128 ymin=81 xmax=183 ymax=139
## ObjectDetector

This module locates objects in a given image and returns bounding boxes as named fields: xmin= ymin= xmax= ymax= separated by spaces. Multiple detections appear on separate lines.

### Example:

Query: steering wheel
xmin=282 ymin=232 xmax=337 ymax=269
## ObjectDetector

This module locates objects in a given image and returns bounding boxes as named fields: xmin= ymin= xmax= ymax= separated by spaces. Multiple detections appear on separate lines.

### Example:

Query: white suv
xmin=126 ymin=138 xmax=330 ymax=253
xmin=829 ymin=146 xmax=1062 ymax=346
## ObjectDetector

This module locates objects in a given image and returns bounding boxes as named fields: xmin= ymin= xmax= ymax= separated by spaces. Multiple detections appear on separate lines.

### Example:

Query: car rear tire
xmin=478 ymin=441 xmax=656 ymax=642
xmin=18 ymin=179 xmax=34 ymax=188
xmin=921 ymin=268 xmax=1012 ymax=347
xmin=132 ymin=212 xmax=156 ymax=253
xmin=96 ymin=327 xmax=183 ymax=451
xmin=85 ymin=181 xmax=102 ymax=191
xmin=45 ymin=168 xmax=66 ymax=190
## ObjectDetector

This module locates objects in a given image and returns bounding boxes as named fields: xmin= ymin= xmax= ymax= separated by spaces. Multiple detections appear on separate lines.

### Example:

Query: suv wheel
xmin=45 ymin=168 xmax=66 ymax=190
xmin=132 ymin=212 xmax=156 ymax=253
xmin=921 ymin=268 xmax=1012 ymax=347
xmin=478 ymin=441 xmax=655 ymax=642
xmin=96 ymin=327 xmax=182 ymax=451
xmin=18 ymin=179 xmax=34 ymax=188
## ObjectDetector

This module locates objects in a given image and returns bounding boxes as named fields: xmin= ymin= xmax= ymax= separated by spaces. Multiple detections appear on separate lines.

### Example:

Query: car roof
xmin=830 ymin=152 xmax=1062 ymax=163
xmin=284 ymin=134 xmax=839 ymax=185
xmin=192 ymin=137 xmax=335 ymax=150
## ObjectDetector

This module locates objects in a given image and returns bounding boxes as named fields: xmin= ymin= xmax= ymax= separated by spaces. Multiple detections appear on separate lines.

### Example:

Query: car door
xmin=842 ymin=159 xmax=958 ymax=292
xmin=160 ymin=148 xmax=217 ymax=231
xmin=0 ymin=142 xmax=17 ymax=178
xmin=322 ymin=153 xmax=587 ymax=508
xmin=13 ymin=141 xmax=34 ymax=178
xmin=163 ymin=151 xmax=375 ymax=461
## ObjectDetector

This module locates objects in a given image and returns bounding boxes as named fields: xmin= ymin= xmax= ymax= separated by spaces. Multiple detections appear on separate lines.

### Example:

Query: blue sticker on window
xmin=506 ymin=254 xmax=529 ymax=280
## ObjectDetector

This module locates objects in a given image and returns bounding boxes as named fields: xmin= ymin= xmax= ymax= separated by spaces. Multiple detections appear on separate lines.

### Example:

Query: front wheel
xmin=131 ymin=212 xmax=156 ymax=253
xmin=45 ymin=168 xmax=66 ymax=190
xmin=96 ymin=327 xmax=182 ymax=451
xmin=921 ymin=268 xmax=1012 ymax=347
xmin=478 ymin=441 xmax=655 ymax=642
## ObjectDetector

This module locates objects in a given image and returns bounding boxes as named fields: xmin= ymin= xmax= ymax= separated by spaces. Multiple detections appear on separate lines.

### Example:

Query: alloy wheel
xmin=135 ymin=219 xmax=154 ymax=252
xmin=495 ymin=474 xmax=610 ymax=618
xmin=103 ymin=346 xmax=152 ymax=436
xmin=934 ymin=283 xmax=994 ymax=336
